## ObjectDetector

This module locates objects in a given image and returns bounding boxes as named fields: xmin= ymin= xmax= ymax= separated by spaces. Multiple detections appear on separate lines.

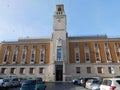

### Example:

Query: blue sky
xmin=0 ymin=0 xmax=120 ymax=41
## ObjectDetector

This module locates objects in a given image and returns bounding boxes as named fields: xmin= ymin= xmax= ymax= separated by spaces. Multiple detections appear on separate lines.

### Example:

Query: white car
xmin=100 ymin=78 xmax=120 ymax=90
xmin=85 ymin=78 xmax=99 ymax=89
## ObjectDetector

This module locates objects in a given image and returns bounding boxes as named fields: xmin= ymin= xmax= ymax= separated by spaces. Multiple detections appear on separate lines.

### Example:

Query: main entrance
xmin=55 ymin=65 xmax=63 ymax=81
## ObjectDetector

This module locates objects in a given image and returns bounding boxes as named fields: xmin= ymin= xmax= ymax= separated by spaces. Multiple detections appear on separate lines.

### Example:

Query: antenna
xmin=59 ymin=0 xmax=62 ymax=4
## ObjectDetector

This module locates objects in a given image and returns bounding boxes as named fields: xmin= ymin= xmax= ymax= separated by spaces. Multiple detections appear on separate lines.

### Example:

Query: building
xmin=0 ymin=4 xmax=120 ymax=81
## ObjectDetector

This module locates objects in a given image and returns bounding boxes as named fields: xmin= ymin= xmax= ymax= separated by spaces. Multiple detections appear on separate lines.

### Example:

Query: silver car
xmin=1 ymin=78 xmax=11 ymax=87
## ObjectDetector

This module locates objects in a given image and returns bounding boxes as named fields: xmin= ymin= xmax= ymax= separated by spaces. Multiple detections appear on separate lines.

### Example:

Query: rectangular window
xmin=75 ymin=53 xmax=80 ymax=61
xmin=84 ymin=44 xmax=90 ymax=62
xmin=108 ymin=67 xmax=115 ymax=74
xmin=84 ymin=44 xmax=89 ymax=50
xmin=76 ymin=67 xmax=80 ymax=73
xmin=85 ymin=52 xmax=90 ymax=61
xmin=40 ymin=45 xmax=45 ymax=62
xmin=115 ymin=43 xmax=120 ymax=62
xmin=21 ymin=46 xmax=28 ymax=64
xmin=12 ymin=46 xmax=19 ymax=63
xmin=1 ymin=68 xmax=6 ymax=74
xmin=20 ymin=68 xmax=25 ymax=74
xmin=29 ymin=68 xmax=34 ymax=74
xmin=97 ymin=67 xmax=103 ymax=74
xmin=39 ymin=68 xmax=44 ymax=74
xmin=94 ymin=44 xmax=101 ymax=62
xmin=4 ymin=46 xmax=11 ymax=63
xmin=57 ymin=48 xmax=62 ymax=61
xmin=74 ymin=43 xmax=80 ymax=63
xmin=105 ymin=43 xmax=109 ymax=49
xmin=87 ymin=67 xmax=91 ymax=73
xmin=10 ymin=68 xmax=16 ymax=74
xmin=31 ymin=46 xmax=36 ymax=63
xmin=104 ymin=43 xmax=112 ymax=62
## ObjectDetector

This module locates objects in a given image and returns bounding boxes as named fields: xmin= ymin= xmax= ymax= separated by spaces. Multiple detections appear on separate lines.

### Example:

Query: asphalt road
xmin=3 ymin=82 xmax=88 ymax=90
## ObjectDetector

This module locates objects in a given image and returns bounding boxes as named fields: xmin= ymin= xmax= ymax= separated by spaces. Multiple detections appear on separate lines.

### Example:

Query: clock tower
xmin=53 ymin=4 xmax=66 ymax=30
xmin=50 ymin=4 xmax=68 ymax=81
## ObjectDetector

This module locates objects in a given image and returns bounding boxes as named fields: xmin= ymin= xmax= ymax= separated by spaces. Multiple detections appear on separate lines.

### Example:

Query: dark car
xmin=20 ymin=79 xmax=46 ymax=90
xmin=72 ymin=77 xmax=83 ymax=85
xmin=10 ymin=78 xmax=21 ymax=87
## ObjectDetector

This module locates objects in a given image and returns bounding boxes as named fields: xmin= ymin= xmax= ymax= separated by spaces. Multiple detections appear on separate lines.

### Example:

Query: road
xmin=3 ymin=82 xmax=88 ymax=90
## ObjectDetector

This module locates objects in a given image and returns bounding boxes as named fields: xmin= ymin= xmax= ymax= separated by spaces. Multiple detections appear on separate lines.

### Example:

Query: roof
xmin=1 ymin=38 xmax=51 ymax=44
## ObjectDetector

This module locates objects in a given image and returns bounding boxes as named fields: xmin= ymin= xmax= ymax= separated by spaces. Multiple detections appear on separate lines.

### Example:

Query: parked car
xmin=10 ymin=78 xmax=21 ymax=87
xmin=20 ymin=79 xmax=46 ymax=90
xmin=85 ymin=78 xmax=102 ymax=90
xmin=19 ymin=78 xmax=27 ymax=85
xmin=72 ymin=77 xmax=83 ymax=85
xmin=91 ymin=80 xmax=102 ymax=90
xmin=114 ymin=75 xmax=120 ymax=78
xmin=0 ymin=78 xmax=4 ymax=87
xmin=81 ymin=77 xmax=98 ymax=87
xmin=100 ymin=78 xmax=120 ymax=90
xmin=1 ymin=78 xmax=11 ymax=88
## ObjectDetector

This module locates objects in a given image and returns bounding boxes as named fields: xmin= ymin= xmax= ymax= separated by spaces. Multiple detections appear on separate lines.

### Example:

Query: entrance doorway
xmin=55 ymin=65 xmax=63 ymax=81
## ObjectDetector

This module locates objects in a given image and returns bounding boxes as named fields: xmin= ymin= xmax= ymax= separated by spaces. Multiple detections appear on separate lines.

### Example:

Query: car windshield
xmin=102 ymin=80 xmax=112 ymax=86
xmin=3 ymin=79 xmax=10 ymax=82
xmin=93 ymin=80 xmax=100 ymax=84
xmin=23 ymin=80 xmax=36 ymax=85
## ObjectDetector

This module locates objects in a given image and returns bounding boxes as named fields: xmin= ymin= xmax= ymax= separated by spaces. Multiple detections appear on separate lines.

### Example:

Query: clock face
xmin=57 ymin=19 xmax=61 ymax=22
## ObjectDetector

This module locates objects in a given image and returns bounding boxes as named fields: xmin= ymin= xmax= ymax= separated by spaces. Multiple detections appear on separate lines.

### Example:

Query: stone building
xmin=0 ymin=4 xmax=120 ymax=81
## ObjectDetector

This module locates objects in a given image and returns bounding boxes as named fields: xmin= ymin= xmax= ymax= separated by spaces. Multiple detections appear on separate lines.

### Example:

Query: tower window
xmin=58 ymin=7 xmax=61 ymax=11
xmin=57 ymin=48 xmax=62 ymax=61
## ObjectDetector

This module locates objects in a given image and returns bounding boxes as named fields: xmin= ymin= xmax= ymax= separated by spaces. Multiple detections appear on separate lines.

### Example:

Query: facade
xmin=0 ymin=4 xmax=120 ymax=81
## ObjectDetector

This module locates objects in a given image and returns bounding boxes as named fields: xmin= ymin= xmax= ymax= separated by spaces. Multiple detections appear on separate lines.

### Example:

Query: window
xmin=87 ymin=67 xmax=91 ymax=73
xmin=75 ymin=43 xmax=79 ymax=49
xmin=76 ymin=67 xmax=80 ymax=73
xmin=29 ymin=68 xmax=34 ymax=74
xmin=116 ymin=80 xmax=120 ymax=85
xmin=39 ymin=68 xmax=44 ymax=74
xmin=58 ymin=7 xmax=61 ymax=11
xmin=12 ymin=46 xmax=19 ymax=63
xmin=10 ymin=68 xmax=16 ymax=74
xmin=40 ymin=45 xmax=45 ymax=62
xmin=97 ymin=67 xmax=103 ymax=74
xmin=20 ymin=68 xmax=25 ymax=74
xmin=84 ymin=44 xmax=89 ymax=50
xmin=21 ymin=46 xmax=28 ymax=64
xmin=1 ymin=68 xmax=6 ymax=74
xmin=94 ymin=44 xmax=101 ymax=62
xmin=115 ymin=43 xmax=120 ymax=62
xmin=102 ymin=80 xmax=112 ymax=86
xmin=74 ymin=43 xmax=80 ymax=62
xmin=104 ymin=43 xmax=112 ymax=62
xmin=108 ymin=67 xmax=115 ymax=74
xmin=84 ymin=44 xmax=90 ymax=62
xmin=95 ymin=44 xmax=99 ymax=49
xmin=85 ymin=52 xmax=90 ymax=61
xmin=105 ymin=43 xmax=109 ymax=49
xmin=57 ymin=48 xmax=62 ymax=61
xmin=31 ymin=46 xmax=36 ymax=63
xmin=75 ymin=53 xmax=80 ymax=62
xmin=4 ymin=46 xmax=11 ymax=63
